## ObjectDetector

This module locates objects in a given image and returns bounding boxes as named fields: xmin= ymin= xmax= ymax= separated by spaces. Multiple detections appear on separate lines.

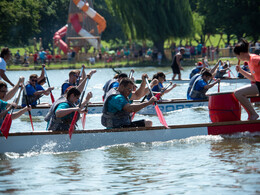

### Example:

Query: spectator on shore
xmin=33 ymin=51 xmax=39 ymax=65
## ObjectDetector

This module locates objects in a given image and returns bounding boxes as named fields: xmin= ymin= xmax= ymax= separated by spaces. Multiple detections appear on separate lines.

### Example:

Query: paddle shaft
xmin=44 ymin=67 xmax=55 ymax=103
xmin=76 ymin=66 xmax=84 ymax=86
xmin=145 ymin=78 xmax=157 ymax=105
xmin=23 ymin=86 xmax=34 ymax=131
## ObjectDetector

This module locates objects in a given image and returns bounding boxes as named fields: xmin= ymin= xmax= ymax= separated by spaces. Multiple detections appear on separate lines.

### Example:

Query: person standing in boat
xmin=0 ymin=80 xmax=31 ymax=126
xmin=101 ymin=77 xmax=157 ymax=129
xmin=171 ymin=47 xmax=185 ymax=80
xmin=0 ymin=47 xmax=15 ymax=87
xmin=61 ymin=65 xmax=87 ymax=95
xmin=21 ymin=74 xmax=54 ymax=107
xmin=47 ymin=87 xmax=92 ymax=131
xmin=187 ymin=70 xmax=220 ymax=100
xmin=234 ymin=39 xmax=260 ymax=120
xmin=147 ymin=72 xmax=177 ymax=101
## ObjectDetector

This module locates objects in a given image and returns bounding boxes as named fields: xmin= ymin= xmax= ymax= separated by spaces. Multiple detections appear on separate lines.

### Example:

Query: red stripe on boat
xmin=208 ymin=123 xmax=260 ymax=135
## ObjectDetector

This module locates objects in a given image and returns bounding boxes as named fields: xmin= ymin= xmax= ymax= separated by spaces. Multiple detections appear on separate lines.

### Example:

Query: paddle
xmin=23 ymin=86 xmax=34 ymax=131
xmin=1 ymin=87 xmax=22 ymax=139
xmin=76 ymin=66 xmax=84 ymax=86
xmin=154 ymin=82 xmax=173 ymax=100
xmin=129 ymin=69 xmax=134 ymax=79
xmin=81 ymin=103 xmax=88 ymax=130
xmin=44 ymin=67 xmax=55 ymax=103
xmin=69 ymin=78 xmax=89 ymax=138
xmin=145 ymin=78 xmax=169 ymax=128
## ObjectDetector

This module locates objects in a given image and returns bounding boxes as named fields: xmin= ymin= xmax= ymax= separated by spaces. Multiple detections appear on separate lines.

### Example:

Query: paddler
xmin=147 ymin=72 xmax=177 ymax=101
xmin=21 ymin=74 xmax=54 ymax=107
xmin=233 ymin=38 xmax=260 ymax=120
xmin=61 ymin=65 xmax=87 ymax=95
xmin=47 ymin=87 xmax=92 ymax=131
xmin=0 ymin=80 xmax=31 ymax=126
xmin=187 ymin=60 xmax=220 ymax=100
xmin=101 ymin=76 xmax=157 ymax=129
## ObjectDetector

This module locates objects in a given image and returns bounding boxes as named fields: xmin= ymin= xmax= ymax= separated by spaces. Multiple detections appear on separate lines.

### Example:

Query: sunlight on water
xmin=0 ymin=66 xmax=259 ymax=194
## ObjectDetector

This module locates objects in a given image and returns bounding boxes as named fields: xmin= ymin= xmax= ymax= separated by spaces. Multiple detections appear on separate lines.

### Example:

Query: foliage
xmin=0 ymin=0 xmax=40 ymax=46
xmin=105 ymin=0 xmax=193 ymax=57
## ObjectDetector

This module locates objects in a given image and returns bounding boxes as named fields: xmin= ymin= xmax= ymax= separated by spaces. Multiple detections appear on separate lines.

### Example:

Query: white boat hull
xmin=1 ymin=120 xmax=260 ymax=154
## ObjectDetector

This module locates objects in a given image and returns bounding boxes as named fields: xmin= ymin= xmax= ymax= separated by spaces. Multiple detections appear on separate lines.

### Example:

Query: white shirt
xmin=0 ymin=57 xmax=6 ymax=80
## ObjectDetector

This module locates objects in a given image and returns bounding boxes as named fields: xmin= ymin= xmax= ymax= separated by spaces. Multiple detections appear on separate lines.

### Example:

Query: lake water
xmin=0 ymin=65 xmax=259 ymax=194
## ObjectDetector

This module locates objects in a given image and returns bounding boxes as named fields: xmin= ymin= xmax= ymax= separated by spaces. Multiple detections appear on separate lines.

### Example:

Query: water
xmin=1 ymin=65 xmax=260 ymax=194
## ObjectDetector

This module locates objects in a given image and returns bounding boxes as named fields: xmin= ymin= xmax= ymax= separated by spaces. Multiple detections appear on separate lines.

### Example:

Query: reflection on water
xmin=1 ymin=67 xmax=260 ymax=194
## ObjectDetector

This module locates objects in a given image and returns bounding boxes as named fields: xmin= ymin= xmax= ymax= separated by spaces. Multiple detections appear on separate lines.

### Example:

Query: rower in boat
xmin=215 ymin=61 xmax=229 ymax=79
xmin=101 ymin=77 xmax=157 ymax=129
xmin=189 ymin=61 xmax=203 ymax=79
xmin=47 ymin=87 xmax=91 ymax=131
xmin=21 ymin=74 xmax=54 ymax=107
xmin=45 ymin=70 xmax=96 ymax=128
xmin=188 ymin=70 xmax=220 ymax=100
xmin=61 ymin=65 xmax=87 ymax=95
xmin=233 ymin=38 xmax=260 ymax=120
xmin=147 ymin=72 xmax=176 ymax=101
xmin=0 ymin=80 xmax=31 ymax=127
xmin=187 ymin=60 xmax=220 ymax=100
xmin=237 ymin=61 xmax=250 ymax=78
xmin=102 ymin=73 xmax=128 ymax=101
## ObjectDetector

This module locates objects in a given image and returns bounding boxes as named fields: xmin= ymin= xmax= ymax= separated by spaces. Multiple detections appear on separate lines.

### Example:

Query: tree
xmin=0 ymin=0 xmax=40 ymax=46
xmin=105 ymin=0 xmax=193 ymax=58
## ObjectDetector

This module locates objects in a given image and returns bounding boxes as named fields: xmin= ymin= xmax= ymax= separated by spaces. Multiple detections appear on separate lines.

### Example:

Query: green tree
xmin=0 ymin=0 xmax=40 ymax=46
xmin=105 ymin=0 xmax=193 ymax=57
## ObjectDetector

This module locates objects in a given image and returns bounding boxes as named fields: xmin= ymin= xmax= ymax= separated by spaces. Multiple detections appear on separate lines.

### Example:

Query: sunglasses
xmin=31 ymin=79 xmax=37 ymax=82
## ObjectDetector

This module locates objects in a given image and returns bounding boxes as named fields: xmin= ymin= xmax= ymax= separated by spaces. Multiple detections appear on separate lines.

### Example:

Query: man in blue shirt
xmin=22 ymin=74 xmax=54 ymax=107
xmin=102 ymin=77 xmax=157 ymax=129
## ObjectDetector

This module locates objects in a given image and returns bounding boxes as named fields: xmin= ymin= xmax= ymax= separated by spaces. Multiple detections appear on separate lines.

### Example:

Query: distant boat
xmin=135 ymin=78 xmax=250 ymax=84
xmin=1 ymin=120 xmax=260 ymax=154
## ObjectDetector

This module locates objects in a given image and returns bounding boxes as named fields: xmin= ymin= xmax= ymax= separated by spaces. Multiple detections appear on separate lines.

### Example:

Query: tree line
xmin=0 ymin=0 xmax=259 ymax=54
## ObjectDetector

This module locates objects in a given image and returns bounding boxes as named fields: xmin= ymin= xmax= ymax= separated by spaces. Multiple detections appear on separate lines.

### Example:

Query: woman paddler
xmin=234 ymin=38 xmax=260 ymax=120
xmin=47 ymin=87 xmax=92 ymax=131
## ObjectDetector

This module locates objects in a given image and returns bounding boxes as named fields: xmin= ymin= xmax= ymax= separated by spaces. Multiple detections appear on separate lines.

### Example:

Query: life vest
xmin=189 ymin=76 xmax=208 ymax=100
xmin=0 ymin=99 xmax=7 ymax=127
xmin=21 ymin=82 xmax=41 ymax=106
xmin=61 ymin=79 xmax=76 ymax=95
xmin=101 ymin=88 xmax=131 ymax=128
xmin=189 ymin=68 xmax=200 ymax=79
xmin=47 ymin=98 xmax=78 ymax=131
xmin=249 ymin=54 xmax=260 ymax=82
xmin=102 ymin=79 xmax=118 ymax=101
xmin=147 ymin=83 xmax=163 ymax=100
xmin=187 ymin=74 xmax=201 ymax=99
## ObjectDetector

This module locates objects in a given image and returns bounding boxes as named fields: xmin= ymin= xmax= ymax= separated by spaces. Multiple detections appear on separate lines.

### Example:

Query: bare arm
xmin=0 ymin=69 xmax=14 ymax=86
xmin=11 ymin=106 xmax=31 ymax=120
xmin=4 ymin=77 xmax=24 ymax=101
xmin=56 ymin=107 xmax=79 ymax=118
xmin=236 ymin=65 xmax=255 ymax=81
xmin=123 ymin=97 xmax=157 ymax=113
xmin=37 ymin=64 xmax=45 ymax=83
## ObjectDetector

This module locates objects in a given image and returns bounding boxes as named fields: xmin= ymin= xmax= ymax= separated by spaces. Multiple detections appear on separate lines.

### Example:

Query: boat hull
xmin=1 ymin=120 xmax=259 ymax=154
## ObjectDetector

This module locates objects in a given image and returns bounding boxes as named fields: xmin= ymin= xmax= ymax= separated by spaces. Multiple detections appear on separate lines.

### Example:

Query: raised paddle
xmin=23 ymin=86 xmax=34 ymax=131
xmin=69 ymin=78 xmax=90 ymax=138
xmin=76 ymin=66 xmax=84 ymax=86
xmin=129 ymin=69 xmax=134 ymax=79
xmin=154 ymin=82 xmax=173 ymax=100
xmin=1 ymin=87 xmax=22 ymax=139
xmin=145 ymin=78 xmax=169 ymax=128
xmin=44 ymin=67 xmax=55 ymax=103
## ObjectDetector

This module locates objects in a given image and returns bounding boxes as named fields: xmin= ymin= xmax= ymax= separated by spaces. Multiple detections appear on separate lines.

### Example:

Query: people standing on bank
xmin=171 ymin=47 xmax=185 ymax=80
xmin=0 ymin=48 xmax=15 ymax=87
xmin=233 ymin=39 xmax=260 ymax=120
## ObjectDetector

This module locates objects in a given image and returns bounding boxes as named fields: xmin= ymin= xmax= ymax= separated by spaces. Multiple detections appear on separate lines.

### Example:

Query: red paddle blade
xmin=1 ymin=114 xmax=12 ymax=139
xmin=69 ymin=112 xmax=78 ymax=139
xmin=81 ymin=113 xmax=86 ymax=130
xmin=50 ymin=92 xmax=55 ymax=103
xmin=155 ymin=93 xmax=161 ymax=100
xmin=131 ymin=112 xmax=136 ymax=121
xmin=155 ymin=105 xmax=169 ymax=128
xmin=29 ymin=114 xmax=34 ymax=131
